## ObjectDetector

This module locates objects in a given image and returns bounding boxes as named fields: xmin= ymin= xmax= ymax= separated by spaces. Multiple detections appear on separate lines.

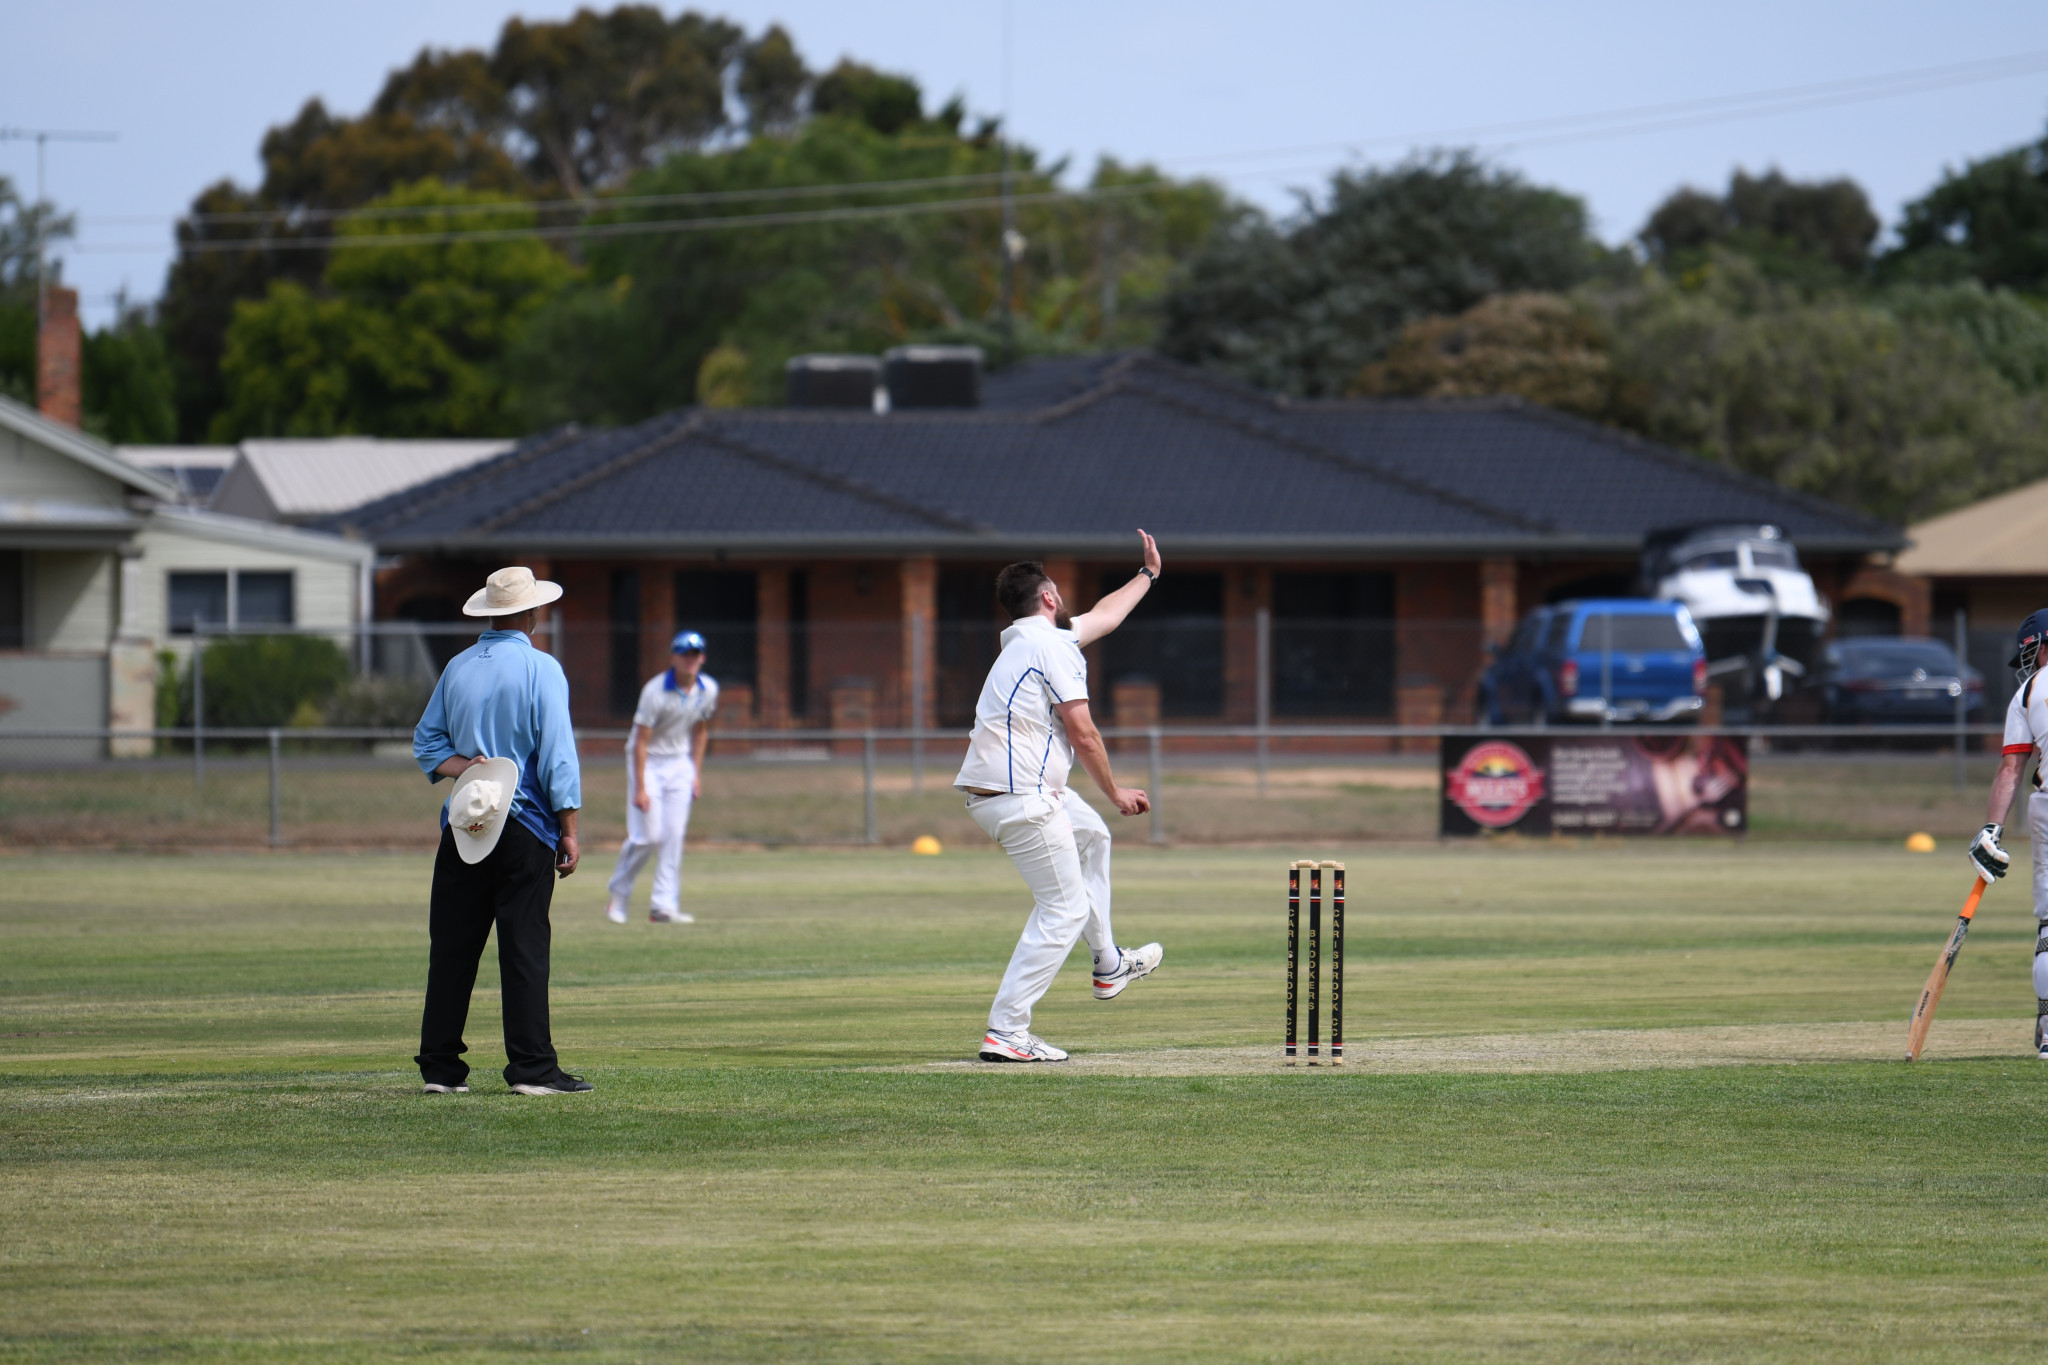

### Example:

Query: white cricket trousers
xmin=969 ymin=787 xmax=1115 ymax=1034
xmin=2028 ymin=793 xmax=2048 ymax=1000
xmin=607 ymin=753 xmax=696 ymax=913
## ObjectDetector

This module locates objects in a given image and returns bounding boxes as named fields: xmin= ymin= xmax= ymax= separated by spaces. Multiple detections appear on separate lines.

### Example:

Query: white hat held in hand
xmin=447 ymin=757 xmax=520 ymax=863
xmin=464 ymin=565 xmax=564 ymax=617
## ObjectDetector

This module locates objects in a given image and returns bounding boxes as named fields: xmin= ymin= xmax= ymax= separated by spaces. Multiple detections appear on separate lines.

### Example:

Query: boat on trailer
xmin=1641 ymin=524 xmax=1830 ymax=712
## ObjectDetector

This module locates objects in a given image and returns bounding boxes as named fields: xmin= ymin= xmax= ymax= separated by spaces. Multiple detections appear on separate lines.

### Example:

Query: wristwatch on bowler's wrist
xmin=1139 ymin=566 xmax=1156 ymax=580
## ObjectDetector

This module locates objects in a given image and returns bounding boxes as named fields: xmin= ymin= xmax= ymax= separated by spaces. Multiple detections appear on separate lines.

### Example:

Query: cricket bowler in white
xmin=956 ymin=532 xmax=1166 ymax=1063
xmin=1969 ymin=609 xmax=2048 ymax=1059
xmin=606 ymin=630 xmax=717 ymax=925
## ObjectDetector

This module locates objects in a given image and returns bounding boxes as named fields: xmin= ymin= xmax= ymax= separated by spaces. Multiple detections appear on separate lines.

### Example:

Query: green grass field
xmin=5 ymin=843 xmax=2048 ymax=1362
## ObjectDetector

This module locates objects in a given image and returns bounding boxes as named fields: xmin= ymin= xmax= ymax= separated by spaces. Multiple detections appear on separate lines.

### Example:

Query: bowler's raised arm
xmin=1072 ymin=530 xmax=1161 ymax=647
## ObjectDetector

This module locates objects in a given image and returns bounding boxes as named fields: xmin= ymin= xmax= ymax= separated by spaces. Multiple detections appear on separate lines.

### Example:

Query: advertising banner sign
xmin=1440 ymin=733 xmax=1747 ymax=836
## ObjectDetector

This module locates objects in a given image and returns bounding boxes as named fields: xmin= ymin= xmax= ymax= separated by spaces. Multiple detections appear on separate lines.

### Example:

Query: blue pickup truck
xmin=1481 ymin=599 xmax=1708 ymax=725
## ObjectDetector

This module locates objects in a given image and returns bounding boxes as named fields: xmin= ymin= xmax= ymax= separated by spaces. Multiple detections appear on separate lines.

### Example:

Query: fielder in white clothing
xmin=606 ymin=631 xmax=718 ymax=925
xmin=956 ymin=532 xmax=1167 ymax=1063
xmin=1967 ymin=609 xmax=2048 ymax=1059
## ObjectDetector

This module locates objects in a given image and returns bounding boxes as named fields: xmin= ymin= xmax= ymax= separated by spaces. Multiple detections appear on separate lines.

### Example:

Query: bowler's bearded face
xmin=1047 ymin=582 xmax=1072 ymax=632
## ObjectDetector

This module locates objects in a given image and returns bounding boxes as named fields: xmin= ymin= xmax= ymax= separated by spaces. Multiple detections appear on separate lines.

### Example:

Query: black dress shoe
xmin=511 ymin=1073 xmax=593 ymax=1095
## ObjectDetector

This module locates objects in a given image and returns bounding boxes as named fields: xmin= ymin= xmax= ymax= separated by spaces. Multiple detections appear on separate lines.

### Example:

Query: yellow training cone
xmin=1905 ymin=832 xmax=1936 ymax=853
xmin=912 ymin=835 xmax=943 ymax=856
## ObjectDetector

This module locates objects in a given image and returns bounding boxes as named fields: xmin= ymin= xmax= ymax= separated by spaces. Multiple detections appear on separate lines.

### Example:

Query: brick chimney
xmin=37 ymin=286 xmax=82 ymax=429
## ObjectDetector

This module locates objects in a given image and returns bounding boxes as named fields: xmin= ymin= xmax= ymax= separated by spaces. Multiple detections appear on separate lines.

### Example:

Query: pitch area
xmin=4 ymin=845 xmax=2047 ymax=1361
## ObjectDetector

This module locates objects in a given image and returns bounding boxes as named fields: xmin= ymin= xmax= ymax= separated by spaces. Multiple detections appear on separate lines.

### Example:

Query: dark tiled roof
xmin=336 ymin=353 xmax=1902 ymax=557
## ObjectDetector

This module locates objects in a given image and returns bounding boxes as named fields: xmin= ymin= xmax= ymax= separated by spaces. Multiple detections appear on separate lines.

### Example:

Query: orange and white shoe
xmin=1092 ymin=942 xmax=1164 ymax=1000
xmin=977 ymin=1030 xmax=1069 ymax=1063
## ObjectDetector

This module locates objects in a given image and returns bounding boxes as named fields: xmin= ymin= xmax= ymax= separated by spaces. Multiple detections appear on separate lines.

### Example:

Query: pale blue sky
xmin=9 ymin=0 xmax=2048 ymax=327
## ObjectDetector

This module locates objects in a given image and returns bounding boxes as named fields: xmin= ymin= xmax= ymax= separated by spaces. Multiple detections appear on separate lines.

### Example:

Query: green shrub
xmin=162 ymin=635 xmax=352 ymax=729
xmin=320 ymin=675 xmax=433 ymax=729
xmin=154 ymin=648 xmax=182 ymax=730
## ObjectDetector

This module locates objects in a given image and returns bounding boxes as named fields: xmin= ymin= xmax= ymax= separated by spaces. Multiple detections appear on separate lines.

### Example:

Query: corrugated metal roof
xmin=232 ymin=438 xmax=514 ymax=517
xmin=1896 ymin=477 xmax=2048 ymax=576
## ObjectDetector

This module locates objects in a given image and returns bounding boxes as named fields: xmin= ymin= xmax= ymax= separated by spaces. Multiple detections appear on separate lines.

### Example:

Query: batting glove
xmin=1968 ymin=823 xmax=2010 ymax=884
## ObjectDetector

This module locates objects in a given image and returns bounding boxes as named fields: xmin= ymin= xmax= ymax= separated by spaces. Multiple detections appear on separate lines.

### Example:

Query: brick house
xmin=337 ymin=353 xmax=1901 ymax=735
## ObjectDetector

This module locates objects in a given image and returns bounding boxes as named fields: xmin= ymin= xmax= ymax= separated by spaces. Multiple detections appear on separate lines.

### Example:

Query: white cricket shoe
xmin=649 ymin=908 xmax=695 ymax=924
xmin=2036 ymin=1015 xmax=2048 ymax=1060
xmin=606 ymin=896 xmax=629 ymax=924
xmin=1092 ymin=942 xmax=1164 ymax=1000
xmin=421 ymin=1082 xmax=468 ymax=1094
xmin=978 ymin=1029 xmax=1069 ymax=1063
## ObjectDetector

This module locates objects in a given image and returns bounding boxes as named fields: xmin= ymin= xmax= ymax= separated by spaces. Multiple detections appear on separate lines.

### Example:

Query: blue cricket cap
xmin=671 ymin=630 xmax=707 ymax=655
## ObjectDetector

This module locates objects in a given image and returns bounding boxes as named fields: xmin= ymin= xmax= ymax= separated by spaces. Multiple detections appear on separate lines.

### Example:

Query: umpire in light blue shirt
xmin=411 ymin=566 xmax=590 ymax=1095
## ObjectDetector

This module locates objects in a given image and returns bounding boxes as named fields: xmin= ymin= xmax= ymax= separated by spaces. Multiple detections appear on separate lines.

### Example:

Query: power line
xmin=74 ymin=178 xmax=1192 ymax=255
xmin=84 ymin=168 xmax=1043 ymax=228
xmin=1158 ymin=48 xmax=2048 ymax=168
xmin=51 ymin=46 xmax=2048 ymax=259
xmin=63 ymin=47 xmax=2048 ymax=234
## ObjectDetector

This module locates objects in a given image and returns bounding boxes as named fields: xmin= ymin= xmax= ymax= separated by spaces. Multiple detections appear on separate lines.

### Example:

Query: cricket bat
xmin=1905 ymin=877 xmax=1988 ymax=1061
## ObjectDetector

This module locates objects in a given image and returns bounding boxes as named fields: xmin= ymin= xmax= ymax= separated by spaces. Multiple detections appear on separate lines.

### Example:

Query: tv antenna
xmin=0 ymin=128 xmax=117 ymax=335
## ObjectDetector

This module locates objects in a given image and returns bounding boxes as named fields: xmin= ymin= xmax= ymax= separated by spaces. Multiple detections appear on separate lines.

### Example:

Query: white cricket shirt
xmin=954 ymin=616 xmax=1091 ymax=794
xmin=631 ymin=670 xmax=719 ymax=758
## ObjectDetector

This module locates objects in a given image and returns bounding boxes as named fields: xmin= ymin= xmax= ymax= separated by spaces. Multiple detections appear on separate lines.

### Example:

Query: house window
xmin=674 ymin=570 xmax=758 ymax=688
xmin=168 ymin=572 xmax=230 ymax=634
xmin=0 ymin=550 xmax=22 ymax=649
xmin=937 ymin=566 xmax=1001 ymax=726
xmin=170 ymin=569 xmax=295 ymax=634
xmin=1272 ymin=572 xmax=1395 ymax=717
xmin=1100 ymin=570 xmax=1225 ymax=718
xmin=236 ymin=572 xmax=294 ymax=626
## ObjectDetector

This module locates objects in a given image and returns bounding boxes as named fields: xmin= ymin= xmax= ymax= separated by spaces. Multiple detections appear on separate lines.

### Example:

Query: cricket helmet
xmin=2011 ymin=610 xmax=2048 ymax=680
xmin=671 ymin=630 xmax=707 ymax=655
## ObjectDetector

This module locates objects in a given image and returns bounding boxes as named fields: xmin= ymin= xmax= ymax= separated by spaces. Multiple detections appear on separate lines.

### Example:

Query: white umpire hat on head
xmin=446 ymin=756 xmax=520 ymax=863
xmin=464 ymin=566 xmax=563 ymax=617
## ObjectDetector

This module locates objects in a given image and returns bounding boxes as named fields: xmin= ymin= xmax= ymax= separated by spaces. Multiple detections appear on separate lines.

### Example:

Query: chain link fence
xmin=2 ymin=611 xmax=2020 ymax=849
xmin=0 ymin=723 xmax=2016 ymax=851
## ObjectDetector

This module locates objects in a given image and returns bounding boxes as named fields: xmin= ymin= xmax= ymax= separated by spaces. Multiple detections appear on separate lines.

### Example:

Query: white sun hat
xmin=446 ymin=756 xmax=520 ymax=863
xmin=463 ymin=566 xmax=564 ymax=618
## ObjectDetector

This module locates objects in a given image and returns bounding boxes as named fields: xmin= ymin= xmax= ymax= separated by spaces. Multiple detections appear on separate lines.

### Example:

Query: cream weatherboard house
xmin=0 ymin=395 xmax=373 ymax=751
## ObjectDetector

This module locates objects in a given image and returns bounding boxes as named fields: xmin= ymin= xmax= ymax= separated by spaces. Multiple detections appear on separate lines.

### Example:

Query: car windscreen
xmin=1748 ymin=543 xmax=1800 ymax=569
xmin=1834 ymin=642 xmax=1956 ymax=678
xmin=1575 ymin=614 xmax=1690 ymax=653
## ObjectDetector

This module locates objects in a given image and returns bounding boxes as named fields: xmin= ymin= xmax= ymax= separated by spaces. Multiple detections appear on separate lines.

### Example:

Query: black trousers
xmin=416 ymin=819 xmax=562 ymax=1087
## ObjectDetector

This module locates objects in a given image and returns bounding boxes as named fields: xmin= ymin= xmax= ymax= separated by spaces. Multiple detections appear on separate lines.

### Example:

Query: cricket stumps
xmin=1285 ymin=860 xmax=1344 ymax=1066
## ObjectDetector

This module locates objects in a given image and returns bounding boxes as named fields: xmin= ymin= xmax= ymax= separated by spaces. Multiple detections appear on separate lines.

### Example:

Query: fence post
xmin=268 ymin=728 xmax=282 ymax=847
xmin=1600 ymin=612 xmax=1613 ymax=732
xmin=192 ymin=625 xmax=205 ymax=794
xmin=1148 ymin=724 xmax=1164 ymax=845
xmin=1255 ymin=607 xmax=1270 ymax=794
xmin=863 ymin=728 xmax=879 ymax=845
xmin=1955 ymin=607 xmax=1969 ymax=791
